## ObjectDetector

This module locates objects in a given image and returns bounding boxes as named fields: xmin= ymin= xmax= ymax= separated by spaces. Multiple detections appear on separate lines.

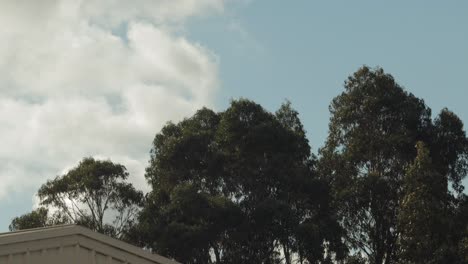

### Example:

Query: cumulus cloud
xmin=0 ymin=0 xmax=222 ymax=200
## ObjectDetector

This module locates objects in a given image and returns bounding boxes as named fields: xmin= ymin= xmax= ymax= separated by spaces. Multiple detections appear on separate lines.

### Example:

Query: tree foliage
xmin=431 ymin=108 xmax=468 ymax=194
xmin=9 ymin=207 xmax=68 ymax=231
xmin=451 ymin=195 xmax=468 ymax=263
xmin=11 ymin=158 xmax=143 ymax=239
xmin=397 ymin=142 xmax=453 ymax=264
xmin=8 ymin=66 xmax=468 ymax=264
xmin=134 ymin=100 xmax=345 ymax=264
xmin=319 ymin=66 xmax=468 ymax=264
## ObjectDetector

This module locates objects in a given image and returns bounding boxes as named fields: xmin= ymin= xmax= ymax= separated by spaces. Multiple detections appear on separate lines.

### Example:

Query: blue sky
xmin=189 ymin=0 xmax=468 ymax=150
xmin=0 ymin=0 xmax=467 ymax=232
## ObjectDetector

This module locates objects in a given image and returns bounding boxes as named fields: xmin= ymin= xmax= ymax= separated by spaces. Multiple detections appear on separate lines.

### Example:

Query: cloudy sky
xmin=1 ymin=0 xmax=467 ymax=231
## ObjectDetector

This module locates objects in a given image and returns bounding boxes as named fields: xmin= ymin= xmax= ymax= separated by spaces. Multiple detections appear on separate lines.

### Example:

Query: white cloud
xmin=0 ymin=0 xmax=222 ymax=200
xmin=80 ymin=0 xmax=224 ymax=27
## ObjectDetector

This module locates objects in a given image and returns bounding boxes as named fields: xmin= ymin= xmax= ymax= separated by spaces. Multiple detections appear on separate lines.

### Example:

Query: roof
xmin=0 ymin=224 xmax=180 ymax=264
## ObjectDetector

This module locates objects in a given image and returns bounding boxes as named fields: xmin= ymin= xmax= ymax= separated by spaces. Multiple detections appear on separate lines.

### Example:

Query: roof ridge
xmin=0 ymin=224 xmax=77 ymax=236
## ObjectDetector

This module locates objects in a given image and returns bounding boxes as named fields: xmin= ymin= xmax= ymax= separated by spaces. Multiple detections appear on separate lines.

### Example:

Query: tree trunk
xmin=283 ymin=243 xmax=291 ymax=264
xmin=212 ymin=245 xmax=221 ymax=263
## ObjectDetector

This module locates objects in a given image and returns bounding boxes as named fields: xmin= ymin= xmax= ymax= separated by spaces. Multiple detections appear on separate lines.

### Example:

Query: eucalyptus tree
xmin=9 ymin=207 xmax=68 ymax=231
xmin=136 ymin=100 xmax=345 ymax=264
xmin=398 ymin=142 xmax=453 ymax=264
xmin=10 ymin=158 xmax=144 ymax=239
xmin=319 ymin=66 xmax=468 ymax=264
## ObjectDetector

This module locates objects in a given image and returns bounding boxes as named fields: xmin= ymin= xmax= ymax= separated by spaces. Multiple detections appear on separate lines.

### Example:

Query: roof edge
xmin=0 ymin=225 xmax=180 ymax=264
xmin=0 ymin=224 xmax=77 ymax=237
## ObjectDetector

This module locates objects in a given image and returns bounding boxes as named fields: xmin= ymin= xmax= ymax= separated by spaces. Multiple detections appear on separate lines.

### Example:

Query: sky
xmin=0 ymin=0 xmax=467 ymax=231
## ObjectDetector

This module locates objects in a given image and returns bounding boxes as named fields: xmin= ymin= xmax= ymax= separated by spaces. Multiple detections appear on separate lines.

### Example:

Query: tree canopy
xmin=8 ymin=66 xmax=468 ymax=264
xmin=10 ymin=158 xmax=143 ymax=239
xmin=319 ymin=66 xmax=468 ymax=264
xmin=9 ymin=207 xmax=68 ymax=231
xmin=133 ymin=100 xmax=345 ymax=264
xmin=398 ymin=142 xmax=453 ymax=264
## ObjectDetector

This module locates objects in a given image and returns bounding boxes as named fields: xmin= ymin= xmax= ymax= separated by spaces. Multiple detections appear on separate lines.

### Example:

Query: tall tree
xmin=135 ymin=107 xmax=243 ymax=264
xmin=135 ymin=100 xmax=345 ymax=264
xmin=319 ymin=66 xmax=432 ymax=264
xmin=319 ymin=66 xmax=468 ymax=264
xmin=397 ymin=142 xmax=452 ymax=264
xmin=11 ymin=157 xmax=143 ymax=239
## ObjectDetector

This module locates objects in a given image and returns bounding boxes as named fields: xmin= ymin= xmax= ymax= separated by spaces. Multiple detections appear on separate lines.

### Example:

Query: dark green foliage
xmin=136 ymin=100 xmax=344 ymax=263
xmin=9 ymin=207 xmax=49 ymax=231
xmin=431 ymin=108 xmax=468 ymax=193
xmin=319 ymin=66 xmax=468 ymax=264
xmin=136 ymin=183 xmax=242 ymax=263
xmin=397 ymin=142 xmax=453 ymax=264
xmin=451 ymin=195 xmax=468 ymax=263
xmin=9 ymin=207 xmax=68 ymax=231
xmin=320 ymin=66 xmax=432 ymax=264
xmin=11 ymin=158 xmax=144 ymax=239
